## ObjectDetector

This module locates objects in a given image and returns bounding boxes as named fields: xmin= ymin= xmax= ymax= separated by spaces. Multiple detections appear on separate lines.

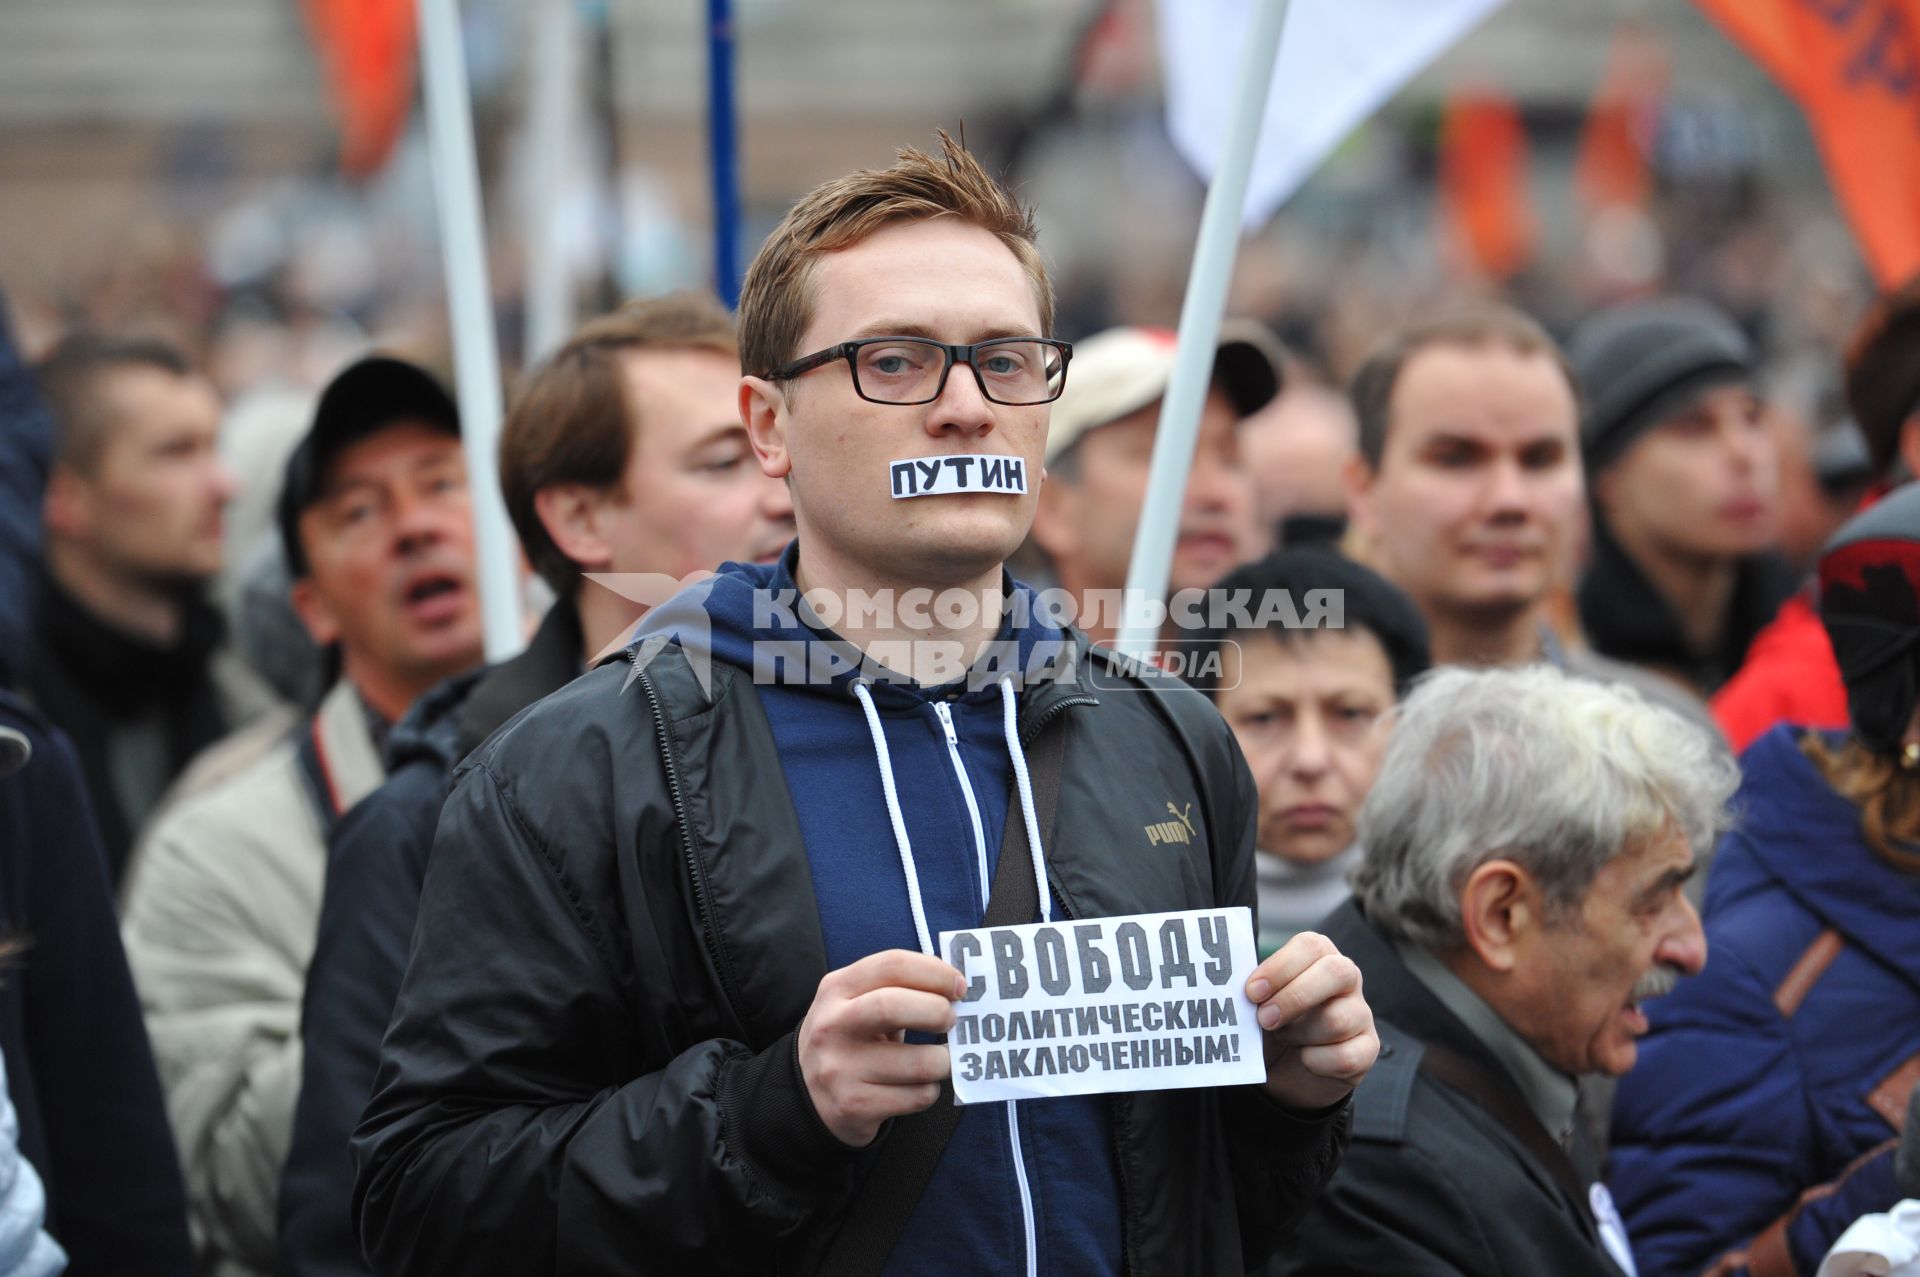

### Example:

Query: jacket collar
xmin=1396 ymin=939 xmax=1579 ymax=1145
xmin=1321 ymin=899 xmax=1527 ymax=1090
xmin=36 ymin=566 xmax=226 ymax=707
xmin=1577 ymin=519 xmax=1791 ymax=690
xmin=1723 ymin=726 xmax=1920 ymax=984
xmin=456 ymin=602 xmax=585 ymax=758
xmin=313 ymin=679 xmax=388 ymax=814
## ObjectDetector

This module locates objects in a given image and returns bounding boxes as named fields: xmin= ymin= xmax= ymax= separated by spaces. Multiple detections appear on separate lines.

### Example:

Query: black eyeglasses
xmin=767 ymin=336 xmax=1073 ymax=406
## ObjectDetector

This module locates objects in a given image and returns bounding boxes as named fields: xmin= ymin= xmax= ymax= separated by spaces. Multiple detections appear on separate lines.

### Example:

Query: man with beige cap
xmin=1026 ymin=322 xmax=1284 ymax=645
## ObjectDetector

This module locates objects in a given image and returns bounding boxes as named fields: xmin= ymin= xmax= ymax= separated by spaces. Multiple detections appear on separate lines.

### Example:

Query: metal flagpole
xmin=524 ymin=0 xmax=578 ymax=364
xmin=706 ymin=0 xmax=741 ymax=308
xmin=1114 ymin=0 xmax=1292 ymax=660
xmin=418 ymin=0 xmax=524 ymax=660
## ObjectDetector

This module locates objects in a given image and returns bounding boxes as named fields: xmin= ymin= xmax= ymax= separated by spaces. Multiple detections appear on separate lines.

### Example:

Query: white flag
xmin=1157 ymin=0 xmax=1508 ymax=230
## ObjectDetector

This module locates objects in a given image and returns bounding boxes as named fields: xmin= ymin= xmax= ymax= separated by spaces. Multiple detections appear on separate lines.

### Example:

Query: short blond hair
xmin=737 ymin=129 xmax=1053 ymax=379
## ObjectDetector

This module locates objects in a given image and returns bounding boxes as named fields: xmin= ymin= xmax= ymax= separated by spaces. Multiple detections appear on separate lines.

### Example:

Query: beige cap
xmin=1044 ymin=320 xmax=1286 ymax=465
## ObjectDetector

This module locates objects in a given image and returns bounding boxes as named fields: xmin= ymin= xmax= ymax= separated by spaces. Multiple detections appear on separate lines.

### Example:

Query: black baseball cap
xmin=277 ymin=355 xmax=461 ymax=578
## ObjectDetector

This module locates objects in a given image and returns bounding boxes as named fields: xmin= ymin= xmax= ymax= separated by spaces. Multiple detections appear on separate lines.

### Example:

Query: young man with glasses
xmin=353 ymin=133 xmax=1374 ymax=1275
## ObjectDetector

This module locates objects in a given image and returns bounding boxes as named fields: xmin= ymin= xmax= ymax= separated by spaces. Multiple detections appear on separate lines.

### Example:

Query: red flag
xmin=302 ymin=0 xmax=418 ymax=179
xmin=1439 ymin=88 xmax=1535 ymax=281
xmin=1692 ymin=0 xmax=1920 ymax=286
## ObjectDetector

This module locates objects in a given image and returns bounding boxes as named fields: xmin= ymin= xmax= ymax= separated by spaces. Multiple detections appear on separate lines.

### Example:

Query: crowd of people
xmin=0 ymin=129 xmax=1916 ymax=1276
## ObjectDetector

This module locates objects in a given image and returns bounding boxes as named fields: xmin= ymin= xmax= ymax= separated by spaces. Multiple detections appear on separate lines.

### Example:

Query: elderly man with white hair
xmin=1271 ymin=664 xmax=1738 ymax=1277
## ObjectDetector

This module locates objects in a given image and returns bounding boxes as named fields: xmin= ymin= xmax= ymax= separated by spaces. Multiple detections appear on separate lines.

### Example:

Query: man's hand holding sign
xmin=797 ymin=950 xmax=967 ymax=1148
xmin=1246 ymin=928 xmax=1378 ymax=1111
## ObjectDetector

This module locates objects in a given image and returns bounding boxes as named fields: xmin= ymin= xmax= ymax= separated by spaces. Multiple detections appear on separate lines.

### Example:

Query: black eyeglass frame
xmin=766 ymin=336 xmax=1074 ymax=406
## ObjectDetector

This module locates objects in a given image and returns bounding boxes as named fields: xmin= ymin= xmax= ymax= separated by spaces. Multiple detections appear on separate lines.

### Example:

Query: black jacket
xmin=1271 ymin=900 xmax=1623 ymax=1277
xmin=1577 ymin=520 xmax=1794 ymax=697
xmin=0 ymin=690 xmax=194 ymax=1273
xmin=351 ymin=633 xmax=1348 ymax=1275
xmin=27 ymin=571 xmax=239 ymax=880
xmin=279 ymin=602 xmax=583 ymax=1277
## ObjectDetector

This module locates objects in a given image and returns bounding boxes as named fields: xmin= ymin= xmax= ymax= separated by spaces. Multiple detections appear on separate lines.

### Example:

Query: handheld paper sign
xmin=939 ymin=906 xmax=1266 ymax=1104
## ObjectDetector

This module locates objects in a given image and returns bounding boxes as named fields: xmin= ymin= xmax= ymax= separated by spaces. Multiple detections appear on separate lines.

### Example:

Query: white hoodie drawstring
xmin=849 ymin=677 xmax=1053 ymax=958
xmin=851 ymin=681 xmax=936 ymax=956
xmin=999 ymin=676 xmax=1052 ymax=924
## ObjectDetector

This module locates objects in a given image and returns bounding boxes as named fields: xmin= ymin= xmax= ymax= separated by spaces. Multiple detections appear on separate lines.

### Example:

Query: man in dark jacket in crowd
xmin=1712 ymin=275 xmax=1920 ymax=751
xmin=1571 ymin=298 xmax=1796 ymax=697
xmin=278 ymin=293 xmax=794 ymax=1276
xmin=352 ymin=132 xmax=1374 ymax=1275
xmin=0 ymin=688 xmax=196 ymax=1273
xmin=1272 ymin=663 xmax=1736 ymax=1277
xmin=29 ymin=334 xmax=276 ymax=882
xmin=1341 ymin=305 xmax=1708 ymax=727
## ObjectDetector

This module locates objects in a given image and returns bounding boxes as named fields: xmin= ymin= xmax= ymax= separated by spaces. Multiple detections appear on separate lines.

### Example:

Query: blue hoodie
xmin=632 ymin=545 xmax=1122 ymax=1276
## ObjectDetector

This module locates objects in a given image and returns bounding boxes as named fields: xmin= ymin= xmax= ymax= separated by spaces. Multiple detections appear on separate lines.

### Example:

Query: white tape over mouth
xmin=889 ymin=454 xmax=1029 ymax=499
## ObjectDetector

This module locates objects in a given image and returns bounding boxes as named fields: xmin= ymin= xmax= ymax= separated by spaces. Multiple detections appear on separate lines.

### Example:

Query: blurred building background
xmin=0 ymin=0 xmax=1872 ymax=419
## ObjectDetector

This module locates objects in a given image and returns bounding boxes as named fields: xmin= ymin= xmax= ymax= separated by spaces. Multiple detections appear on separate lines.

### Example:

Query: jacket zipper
xmin=633 ymin=661 xmax=742 ymax=1012
xmin=932 ymin=702 xmax=992 ymax=905
xmin=932 ymin=700 xmax=1039 ymax=1277
xmin=1024 ymin=694 xmax=1141 ymax=1275
xmin=1021 ymin=695 xmax=1098 ymax=745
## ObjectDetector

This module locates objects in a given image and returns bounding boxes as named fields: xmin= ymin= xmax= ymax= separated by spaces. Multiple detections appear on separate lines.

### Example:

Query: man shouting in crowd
xmin=353 ymin=133 xmax=1375 ymax=1274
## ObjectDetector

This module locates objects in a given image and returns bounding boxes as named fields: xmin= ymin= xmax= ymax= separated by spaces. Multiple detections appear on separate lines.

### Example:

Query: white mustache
xmin=1631 ymin=963 xmax=1684 ymax=1003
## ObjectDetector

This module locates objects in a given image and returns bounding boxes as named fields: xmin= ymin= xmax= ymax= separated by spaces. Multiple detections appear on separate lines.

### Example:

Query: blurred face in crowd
xmin=1487 ymin=826 xmax=1705 ymax=1077
xmin=291 ymin=421 xmax=483 ymax=706
xmin=1239 ymin=383 xmax=1358 ymax=530
xmin=1348 ymin=341 xmax=1583 ymax=623
xmin=1594 ymin=383 xmax=1780 ymax=563
xmin=1032 ymin=386 xmax=1259 ymax=599
xmin=45 ymin=365 xmax=234 ymax=585
xmin=1214 ymin=628 xmax=1395 ymax=866
xmin=742 ymin=218 xmax=1051 ymax=589
xmin=1769 ymin=406 xmax=1862 ymax=574
xmin=590 ymin=346 xmax=795 ymax=579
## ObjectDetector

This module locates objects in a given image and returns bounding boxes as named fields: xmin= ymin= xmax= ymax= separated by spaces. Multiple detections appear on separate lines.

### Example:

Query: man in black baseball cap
xmin=276 ymin=356 xmax=460 ymax=573
xmin=122 ymin=352 xmax=483 ymax=1277
xmin=1572 ymin=298 xmax=1794 ymax=696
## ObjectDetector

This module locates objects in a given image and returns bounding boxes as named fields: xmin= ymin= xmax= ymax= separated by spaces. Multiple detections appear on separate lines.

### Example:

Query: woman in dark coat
xmin=1611 ymin=483 xmax=1920 ymax=1277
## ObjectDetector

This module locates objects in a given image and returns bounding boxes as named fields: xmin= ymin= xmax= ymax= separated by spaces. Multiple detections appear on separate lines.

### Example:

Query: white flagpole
xmin=419 ymin=0 xmax=523 ymax=660
xmin=523 ymin=0 xmax=577 ymax=364
xmin=1115 ymin=0 xmax=1291 ymax=660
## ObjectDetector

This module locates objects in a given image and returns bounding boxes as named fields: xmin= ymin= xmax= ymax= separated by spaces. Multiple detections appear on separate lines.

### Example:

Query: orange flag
xmin=1575 ymin=22 xmax=1669 ymax=214
xmin=1440 ymin=88 xmax=1536 ymax=281
xmin=1692 ymin=0 xmax=1920 ymax=286
xmin=302 ymin=0 xmax=418 ymax=178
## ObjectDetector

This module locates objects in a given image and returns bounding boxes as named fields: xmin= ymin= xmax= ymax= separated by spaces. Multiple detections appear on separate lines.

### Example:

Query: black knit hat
xmin=1569 ymin=298 xmax=1755 ymax=472
xmin=277 ymin=356 xmax=460 ymax=578
xmin=1187 ymin=547 xmax=1432 ymax=698
xmin=1819 ymin=482 xmax=1920 ymax=752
